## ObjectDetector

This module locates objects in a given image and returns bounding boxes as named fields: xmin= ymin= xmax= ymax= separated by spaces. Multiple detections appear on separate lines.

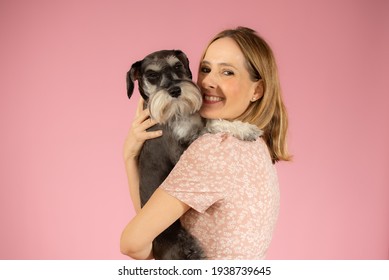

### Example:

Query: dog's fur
xmin=126 ymin=50 xmax=205 ymax=259
xmin=203 ymin=119 xmax=263 ymax=141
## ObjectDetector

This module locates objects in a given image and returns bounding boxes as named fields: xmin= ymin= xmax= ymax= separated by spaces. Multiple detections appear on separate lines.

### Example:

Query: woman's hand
xmin=123 ymin=99 xmax=163 ymax=162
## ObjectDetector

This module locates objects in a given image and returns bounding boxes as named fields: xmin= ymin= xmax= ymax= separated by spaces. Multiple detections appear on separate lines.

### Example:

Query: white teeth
xmin=204 ymin=95 xmax=222 ymax=102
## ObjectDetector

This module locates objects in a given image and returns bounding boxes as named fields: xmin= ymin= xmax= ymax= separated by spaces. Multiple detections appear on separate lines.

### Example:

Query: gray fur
xmin=204 ymin=119 xmax=263 ymax=141
xmin=126 ymin=50 xmax=205 ymax=260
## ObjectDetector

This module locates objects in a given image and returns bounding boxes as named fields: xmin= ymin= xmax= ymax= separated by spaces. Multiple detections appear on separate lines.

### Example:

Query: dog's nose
xmin=168 ymin=86 xmax=181 ymax=98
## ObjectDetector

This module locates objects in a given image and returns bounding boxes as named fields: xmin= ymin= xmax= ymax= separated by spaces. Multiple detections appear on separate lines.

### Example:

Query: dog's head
xmin=126 ymin=50 xmax=202 ymax=124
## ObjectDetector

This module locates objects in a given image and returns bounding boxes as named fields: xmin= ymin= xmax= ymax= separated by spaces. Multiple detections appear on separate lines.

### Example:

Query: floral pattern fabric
xmin=160 ymin=131 xmax=280 ymax=260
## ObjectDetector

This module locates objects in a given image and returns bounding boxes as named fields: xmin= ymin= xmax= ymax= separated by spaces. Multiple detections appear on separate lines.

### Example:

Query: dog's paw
xmin=204 ymin=119 xmax=263 ymax=141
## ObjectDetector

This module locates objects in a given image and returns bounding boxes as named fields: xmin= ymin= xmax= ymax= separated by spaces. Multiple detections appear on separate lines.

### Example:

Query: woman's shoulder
xmin=187 ymin=119 xmax=264 ymax=154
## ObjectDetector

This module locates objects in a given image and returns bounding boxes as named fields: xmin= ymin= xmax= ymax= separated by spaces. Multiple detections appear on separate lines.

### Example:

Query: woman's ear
xmin=251 ymin=80 xmax=264 ymax=102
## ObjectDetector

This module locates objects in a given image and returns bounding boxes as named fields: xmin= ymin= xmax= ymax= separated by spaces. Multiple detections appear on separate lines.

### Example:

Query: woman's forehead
xmin=203 ymin=37 xmax=245 ymax=67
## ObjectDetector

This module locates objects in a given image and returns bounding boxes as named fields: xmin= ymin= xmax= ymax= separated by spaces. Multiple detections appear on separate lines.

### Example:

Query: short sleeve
xmin=160 ymin=133 xmax=228 ymax=213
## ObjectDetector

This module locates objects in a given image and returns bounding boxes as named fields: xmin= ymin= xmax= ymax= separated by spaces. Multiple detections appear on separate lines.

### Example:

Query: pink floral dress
xmin=160 ymin=121 xmax=280 ymax=259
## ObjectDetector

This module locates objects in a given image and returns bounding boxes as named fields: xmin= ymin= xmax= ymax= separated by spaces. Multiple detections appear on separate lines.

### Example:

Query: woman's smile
xmin=202 ymin=94 xmax=224 ymax=104
xmin=197 ymin=37 xmax=262 ymax=120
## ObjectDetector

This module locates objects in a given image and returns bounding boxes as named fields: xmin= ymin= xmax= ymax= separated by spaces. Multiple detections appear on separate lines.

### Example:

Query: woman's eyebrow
xmin=201 ymin=60 xmax=237 ymax=69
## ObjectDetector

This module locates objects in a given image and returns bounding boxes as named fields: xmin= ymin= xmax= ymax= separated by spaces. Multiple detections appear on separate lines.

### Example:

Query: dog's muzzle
xmin=168 ymin=86 xmax=181 ymax=98
xmin=148 ymin=80 xmax=202 ymax=124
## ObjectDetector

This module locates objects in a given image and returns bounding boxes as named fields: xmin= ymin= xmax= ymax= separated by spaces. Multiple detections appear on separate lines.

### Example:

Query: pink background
xmin=1 ymin=0 xmax=388 ymax=259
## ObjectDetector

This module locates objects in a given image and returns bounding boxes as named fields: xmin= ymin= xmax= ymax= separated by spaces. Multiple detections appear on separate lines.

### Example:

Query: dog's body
xmin=126 ymin=50 xmax=205 ymax=259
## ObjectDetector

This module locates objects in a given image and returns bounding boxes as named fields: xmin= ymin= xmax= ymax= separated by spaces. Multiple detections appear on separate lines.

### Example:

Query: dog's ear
xmin=174 ymin=50 xmax=192 ymax=80
xmin=126 ymin=60 xmax=142 ymax=99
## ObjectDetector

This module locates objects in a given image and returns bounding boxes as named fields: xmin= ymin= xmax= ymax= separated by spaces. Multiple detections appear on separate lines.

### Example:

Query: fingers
xmin=131 ymin=111 xmax=162 ymax=141
xmin=130 ymin=99 xmax=162 ymax=141
xmin=138 ymin=129 xmax=163 ymax=140
xmin=133 ymin=99 xmax=154 ymax=125
xmin=132 ymin=99 xmax=161 ymax=131
xmin=140 ymin=109 xmax=154 ymax=125
xmin=133 ymin=110 xmax=158 ymax=130
xmin=124 ymin=99 xmax=162 ymax=160
xmin=132 ymin=119 xmax=162 ymax=139
xmin=139 ymin=117 xmax=163 ymax=137
xmin=135 ymin=98 xmax=144 ymax=117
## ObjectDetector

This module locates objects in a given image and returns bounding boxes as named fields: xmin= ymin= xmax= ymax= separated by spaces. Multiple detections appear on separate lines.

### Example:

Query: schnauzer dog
xmin=126 ymin=50 xmax=205 ymax=259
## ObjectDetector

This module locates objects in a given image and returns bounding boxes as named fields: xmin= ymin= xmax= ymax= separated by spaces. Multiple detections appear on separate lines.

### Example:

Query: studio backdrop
xmin=1 ymin=0 xmax=388 ymax=259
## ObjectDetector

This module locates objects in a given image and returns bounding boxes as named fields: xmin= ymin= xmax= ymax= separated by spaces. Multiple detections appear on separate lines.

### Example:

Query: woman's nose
xmin=198 ymin=72 xmax=216 ymax=89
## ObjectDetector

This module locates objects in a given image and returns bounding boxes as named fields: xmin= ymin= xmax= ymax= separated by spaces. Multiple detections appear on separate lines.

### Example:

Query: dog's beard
xmin=149 ymin=82 xmax=202 ymax=124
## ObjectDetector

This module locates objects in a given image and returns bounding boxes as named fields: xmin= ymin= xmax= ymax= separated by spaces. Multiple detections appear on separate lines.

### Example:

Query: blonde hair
xmin=201 ymin=27 xmax=291 ymax=162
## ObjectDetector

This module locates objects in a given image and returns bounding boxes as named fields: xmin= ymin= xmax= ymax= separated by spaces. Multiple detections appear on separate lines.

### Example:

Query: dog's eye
xmin=146 ymin=71 xmax=160 ymax=81
xmin=174 ymin=62 xmax=183 ymax=70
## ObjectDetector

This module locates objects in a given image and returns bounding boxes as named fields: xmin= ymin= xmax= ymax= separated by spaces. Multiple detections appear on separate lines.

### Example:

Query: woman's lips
xmin=203 ymin=94 xmax=223 ymax=104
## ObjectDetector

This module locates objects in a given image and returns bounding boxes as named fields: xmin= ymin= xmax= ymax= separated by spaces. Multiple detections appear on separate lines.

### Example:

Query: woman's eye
xmin=222 ymin=70 xmax=234 ymax=76
xmin=200 ymin=67 xmax=211 ymax=73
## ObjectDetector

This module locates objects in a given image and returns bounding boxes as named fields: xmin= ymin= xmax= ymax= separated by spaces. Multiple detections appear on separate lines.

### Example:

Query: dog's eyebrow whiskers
xmin=166 ymin=55 xmax=180 ymax=66
xmin=145 ymin=64 xmax=162 ymax=72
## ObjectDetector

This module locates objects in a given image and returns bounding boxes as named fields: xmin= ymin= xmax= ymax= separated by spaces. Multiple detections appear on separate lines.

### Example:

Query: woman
xmin=121 ymin=27 xmax=291 ymax=259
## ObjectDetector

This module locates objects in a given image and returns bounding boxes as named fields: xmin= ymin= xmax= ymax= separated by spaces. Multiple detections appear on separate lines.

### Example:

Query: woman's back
xmin=161 ymin=125 xmax=280 ymax=259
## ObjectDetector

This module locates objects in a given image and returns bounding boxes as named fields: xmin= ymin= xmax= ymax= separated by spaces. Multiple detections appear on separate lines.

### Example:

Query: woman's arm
xmin=123 ymin=100 xmax=162 ymax=213
xmin=124 ymin=158 xmax=142 ymax=213
xmin=120 ymin=187 xmax=190 ymax=259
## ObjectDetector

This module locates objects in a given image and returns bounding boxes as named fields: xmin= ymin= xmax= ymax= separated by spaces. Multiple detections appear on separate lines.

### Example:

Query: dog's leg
xmin=153 ymin=221 xmax=206 ymax=260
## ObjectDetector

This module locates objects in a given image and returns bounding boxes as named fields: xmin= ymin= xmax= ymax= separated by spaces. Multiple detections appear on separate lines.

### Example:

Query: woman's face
xmin=197 ymin=37 xmax=262 ymax=120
